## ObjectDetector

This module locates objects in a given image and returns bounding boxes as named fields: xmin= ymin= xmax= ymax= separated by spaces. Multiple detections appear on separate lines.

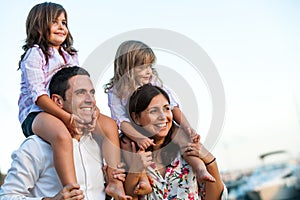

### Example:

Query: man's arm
xmin=0 ymin=137 xmax=61 ymax=200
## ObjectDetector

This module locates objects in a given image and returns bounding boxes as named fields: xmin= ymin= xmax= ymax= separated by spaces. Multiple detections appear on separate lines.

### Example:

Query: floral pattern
xmin=139 ymin=153 xmax=200 ymax=200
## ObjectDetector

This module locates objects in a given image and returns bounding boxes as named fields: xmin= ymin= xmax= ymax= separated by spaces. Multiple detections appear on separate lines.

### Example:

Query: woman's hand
xmin=182 ymin=142 xmax=210 ymax=159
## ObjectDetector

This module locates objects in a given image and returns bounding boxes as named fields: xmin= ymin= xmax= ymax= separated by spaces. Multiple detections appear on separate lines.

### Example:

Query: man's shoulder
xmin=11 ymin=135 xmax=51 ymax=166
xmin=19 ymin=135 xmax=50 ymax=151
xmin=24 ymin=135 xmax=47 ymax=143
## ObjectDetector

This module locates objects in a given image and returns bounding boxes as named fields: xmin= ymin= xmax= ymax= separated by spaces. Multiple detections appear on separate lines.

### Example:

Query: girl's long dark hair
xmin=18 ymin=2 xmax=77 ymax=70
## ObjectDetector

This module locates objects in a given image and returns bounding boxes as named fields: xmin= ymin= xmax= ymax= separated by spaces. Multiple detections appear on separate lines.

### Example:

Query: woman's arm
xmin=203 ymin=156 xmax=224 ymax=200
xmin=183 ymin=142 xmax=225 ymax=200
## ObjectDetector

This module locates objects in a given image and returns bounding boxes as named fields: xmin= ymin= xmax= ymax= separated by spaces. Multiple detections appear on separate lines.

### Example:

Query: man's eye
xmin=76 ymin=90 xmax=85 ymax=95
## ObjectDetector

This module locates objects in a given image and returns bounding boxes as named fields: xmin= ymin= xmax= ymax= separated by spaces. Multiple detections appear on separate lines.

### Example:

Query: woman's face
xmin=134 ymin=94 xmax=173 ymax=140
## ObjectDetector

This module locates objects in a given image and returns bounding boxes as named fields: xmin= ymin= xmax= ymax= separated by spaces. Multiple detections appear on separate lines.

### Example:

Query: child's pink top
xmin=18 ymin=45 xmax=79 ymax=124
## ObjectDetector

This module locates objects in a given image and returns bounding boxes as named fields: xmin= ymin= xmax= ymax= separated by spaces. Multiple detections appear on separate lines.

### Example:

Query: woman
xmin=124 ymin=84 xmax=227 ymax=200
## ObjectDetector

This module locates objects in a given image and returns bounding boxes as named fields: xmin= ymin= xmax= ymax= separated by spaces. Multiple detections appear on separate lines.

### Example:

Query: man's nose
xmin=85 ymin=93 xmax=95 ymax=103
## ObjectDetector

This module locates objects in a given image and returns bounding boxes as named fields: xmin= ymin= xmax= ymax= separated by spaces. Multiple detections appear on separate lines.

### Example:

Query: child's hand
xmin=184 ymin=127 xmax=200 ymax=143
xmin=68 ymin=114 xmax=85 ymax=136
xmin=85 ymin=108 xmax=99 ymax=132
xmin=136 ymin=137 xmax=155 ymax=150
xmin=130 ymin=142 xmax=152 ymax=172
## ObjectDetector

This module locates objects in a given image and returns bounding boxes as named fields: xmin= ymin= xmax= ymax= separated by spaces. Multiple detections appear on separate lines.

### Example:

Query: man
xmin=0 ymin=66 xmax=131 ymax=200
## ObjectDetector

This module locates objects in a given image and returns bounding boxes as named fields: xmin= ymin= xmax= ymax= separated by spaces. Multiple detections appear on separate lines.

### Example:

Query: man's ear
xmin=131 ymin=112 xmax=141 ymax=125
xmin=51 ymin=94 xmax=64 ymax=108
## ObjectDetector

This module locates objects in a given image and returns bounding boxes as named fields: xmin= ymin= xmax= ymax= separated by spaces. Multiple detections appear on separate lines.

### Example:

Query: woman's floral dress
xmin=140 ymin=152 xmax=202 ymax=200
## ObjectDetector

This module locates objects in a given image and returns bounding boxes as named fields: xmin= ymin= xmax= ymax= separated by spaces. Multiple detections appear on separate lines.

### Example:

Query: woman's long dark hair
xmin=128 ymin=84 xmax=179 ymax=166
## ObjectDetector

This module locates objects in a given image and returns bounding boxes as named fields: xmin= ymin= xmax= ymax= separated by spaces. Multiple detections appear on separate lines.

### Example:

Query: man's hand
xmin=112 ymin=162 xmax=127 ymax=182
xmin=103 ymin=162 xmax=127 ymax=182
xmin=43 ymin=183 xmax=84 ymax=200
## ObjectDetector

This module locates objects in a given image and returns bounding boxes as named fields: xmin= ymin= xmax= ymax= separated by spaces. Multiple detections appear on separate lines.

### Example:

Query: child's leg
xmin=32 ymin=112 xmax=77 ymax=186
xmin=120 ymin=136 xmax=152 ymax=196
xmin=95 ymin=114 xmax=129 ymax=199
xmin=172 ymin=128 xmax=215 ymax=183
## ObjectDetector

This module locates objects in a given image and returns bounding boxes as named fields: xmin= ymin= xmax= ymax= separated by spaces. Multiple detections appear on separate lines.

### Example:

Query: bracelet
xmin=205 ymin=157 xmax=216 ymax=166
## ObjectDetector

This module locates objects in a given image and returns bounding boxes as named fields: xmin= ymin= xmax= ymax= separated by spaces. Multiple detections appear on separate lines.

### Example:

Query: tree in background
xmin=0 ymin=169 xmax=5 ymax=185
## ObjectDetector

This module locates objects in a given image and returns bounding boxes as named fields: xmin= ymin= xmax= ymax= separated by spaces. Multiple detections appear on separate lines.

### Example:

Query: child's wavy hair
xmin=18 ymin=2 xmax=77 ymax=69
xmin=104 ymin=40 xmax=161 ymax=98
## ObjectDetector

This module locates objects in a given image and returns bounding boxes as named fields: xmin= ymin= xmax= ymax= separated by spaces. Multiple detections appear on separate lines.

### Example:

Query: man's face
xmin=63 ymin=75 xmax=96 ymax=124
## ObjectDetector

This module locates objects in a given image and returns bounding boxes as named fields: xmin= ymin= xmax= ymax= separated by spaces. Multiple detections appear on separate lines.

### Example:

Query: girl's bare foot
xmin=105 ymin=180 xmax=132 ymax=200
xmin=134 ymin=180 xmax=152 ymax=195
xmin=196 ymin=168 xmax=216 ymax=183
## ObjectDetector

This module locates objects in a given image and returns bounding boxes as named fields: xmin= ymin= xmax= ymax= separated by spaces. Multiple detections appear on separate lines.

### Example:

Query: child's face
xmin=49 ymin=12 xmax=68 ymax=50
xmin=134 ymin=63 xmax=153 ymax=85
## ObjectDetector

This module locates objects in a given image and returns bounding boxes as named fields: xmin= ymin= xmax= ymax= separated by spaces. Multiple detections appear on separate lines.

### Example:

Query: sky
xmin=1 ymin=0 xmax=300 ymax=173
